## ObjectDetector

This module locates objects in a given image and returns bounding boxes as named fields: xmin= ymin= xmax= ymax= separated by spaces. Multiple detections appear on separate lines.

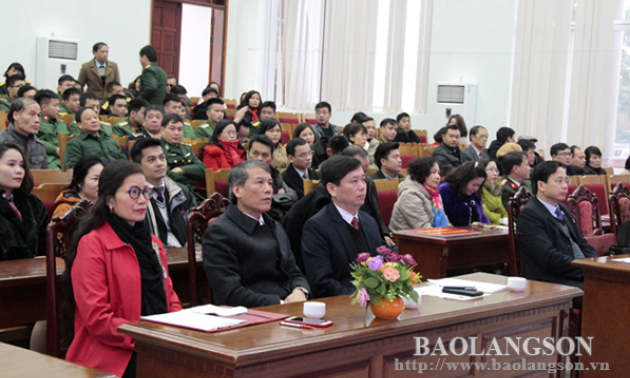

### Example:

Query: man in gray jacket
xmin=0 ymin=98 xmax=48 ymax=169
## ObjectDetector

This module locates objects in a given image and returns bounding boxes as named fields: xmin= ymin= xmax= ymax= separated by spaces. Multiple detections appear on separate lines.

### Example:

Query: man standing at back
xmin=78 ymin=42 xmax=121 ymax=100
xmin=138 ymin=45 xmax=167 ymax=106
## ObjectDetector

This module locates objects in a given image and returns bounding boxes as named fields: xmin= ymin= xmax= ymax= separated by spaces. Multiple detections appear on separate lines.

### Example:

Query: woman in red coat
xmin=64 ymin=160 xmax=182 ymax=378
xmin=202 ymin=119 xmax=245 ymax=171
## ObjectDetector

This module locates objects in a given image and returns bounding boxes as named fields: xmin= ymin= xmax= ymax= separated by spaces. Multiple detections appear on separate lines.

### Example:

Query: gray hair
xmin=342 ymin=144 xmax=368 ymax=159
xmin=227 ymin=160 xmax=271 ymax=204
xmin=8 ymin=97 xmax=38 ymax=123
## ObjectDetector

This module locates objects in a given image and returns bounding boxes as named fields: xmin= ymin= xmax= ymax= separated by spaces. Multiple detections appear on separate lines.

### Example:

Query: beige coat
xmin=390 ymin=179 xmax=446 ymax=231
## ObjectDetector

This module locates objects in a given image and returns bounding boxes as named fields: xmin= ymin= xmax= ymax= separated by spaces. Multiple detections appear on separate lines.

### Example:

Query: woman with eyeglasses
xmin=479 ymin=158 xmax=507 ymax=225
xmin=438 ymin=161 xmax=490 ymax=226
xmin=582 ymin=146 xmax=606 ymax=176
xmin=202 ymin=119 xmax=245 ymax=171
xmin=64 ymin=160 xmax=182 ymax=378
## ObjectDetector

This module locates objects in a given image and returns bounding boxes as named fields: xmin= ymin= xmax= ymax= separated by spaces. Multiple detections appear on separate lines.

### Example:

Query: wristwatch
xmin=296 ymin=287 xmax=310 ymax=298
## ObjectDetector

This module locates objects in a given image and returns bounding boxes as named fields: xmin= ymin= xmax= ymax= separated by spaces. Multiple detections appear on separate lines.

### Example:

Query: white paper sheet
xmin=427 ymin=278 xmax=508 ymax=294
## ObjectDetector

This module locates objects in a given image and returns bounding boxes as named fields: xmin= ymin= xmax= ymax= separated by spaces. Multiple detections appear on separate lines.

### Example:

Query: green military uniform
xmin=500 ymin=176 xmax=533 ymax=212
xmin=183 ymin=122 xmax=196 ymax=139
xmin=194 ymin=120 xmax=215 ymax=139
xmin=58 ymin=95 xmax=70 ymax=116
xmin=247 ymin=120 xmax=261 ymax=138
xmin=162 ymin=138 xmax=206 ymax=204
xmin=99 ymin=97 xmax=111 ymax=115
xmin=36 ymin=115 xmax=69 ymax=170
xmin=0 ymin=83 xmax=8 ymax=96
xmin=0 ymin=96 xmax=12 ymax=112
xmin=68 ymin=120 xmax=113 ymax=137
xmin=64 ymin=129 xmax=126 ymax=170
xmin=138 ymin=63 xmax=167 ymax=105
xmin=113 ymin=118 xmax=142 ymax=137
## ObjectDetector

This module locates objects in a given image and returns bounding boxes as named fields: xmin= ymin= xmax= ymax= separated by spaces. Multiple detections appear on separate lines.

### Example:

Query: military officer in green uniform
xmin=163 ymin=95 xmax=195 ymax=139
xmin=160 ymin=113 xmax=206 ymax=203
xmin=0 ymin=74 xmax=25 ymax=111
xmin=112 ymin=98 xmax=149 ymax=137
xmin=194 ymin=98 xmax=225 ymax=140
xmin=34 ymin=89 xmax=69 ymax=170
xmin=56 ymin=75 xmax=76 ymax=116
xmin=64 ymin=107 xmax=125 ymax=170
xmin=0 ymin=63 xmax=27 ymax=96
xmin=500 ymin=151 xmax=533 ymax=211
xmin=138 ymin=45 xmax=167 ymax=106
xmin=98 ymin=82 xmax=126 ymax=115
xmin=59 ymin=87 xmax=81 ymax=117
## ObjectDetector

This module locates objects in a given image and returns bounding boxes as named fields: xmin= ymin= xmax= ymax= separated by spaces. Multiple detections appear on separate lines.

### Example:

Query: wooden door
xmin=152 ymin=0 xmax=182 ymax=78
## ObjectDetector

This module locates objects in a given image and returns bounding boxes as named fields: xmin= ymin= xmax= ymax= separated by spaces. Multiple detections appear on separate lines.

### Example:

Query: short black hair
xmin=34 ymin=89 xmax=58 ymax=106
xmin=321 ymin=156 xmax=362 ymax=188
xmin=570 ymin=145 xmax=582 ymax=156
xmin=434 ymin=127 xmax=446 ymax=143
xmin=205 ymin=98 xmax=224 ymax=109
xmin=62 ymin=87 xmax=81 ymax=101
xmin=208 ymin=119 xmax=237 ymax=147
xmin=58 ymin=75 xmax=75 ymax=86
xmin=163 ymin=94 xmax=181 ymax=107
xmin=315 ymin=101 xmax=331 ymax=113
xmin=236 ymin=120 xmax=250 ymax=133
xmin=531 ymin=161 xmax=563 ymax=195
xmin=127 ymin=98 xmax=149 ymax=113
xmin=396 ymin=112 xmax=410 ymax=123
xmin=327 ymin=135 xmax=350 ymax=155
xmin=109 ymin=94 xmax=127 ymax=107
xmin=408 ymin=156 xmax=438 ymax=183
xmin=501 ymin=151 xmax=527 ymax=175
xmin=170 ymin=84 xmax=187 ymax=95
xmin=75 ymin=106 xmax=96 ymax=123
xmin=293 ymin=123 xmax=318 ymax=142
xmin=257 ymin=118 xmax=281 ymax=136
xmin=161 ymin=113 xmax=183 ymax=127
xmin=7 ymin=74 xmax=25 ymax=88
xmin=80 ymin=92 xmax=99 ymax=106
xmin=202 ymin=86 xmax=218 ymax=97
xmin=441 ymin=124 xmax=459 ymax=136
xmin=17 ymin=85 xmax=36 ymax=98
xmin=351 ymin=112 xmax=368 ymax=123
xmin=584 ymin=146 xmax=602 ymax=165
xmin=106 ymin=81 xmax=122 ymax=94
xmin=140 ymin=45 xmax=158 ymax=62
xmin=374 ymin=142 xmax=400 ymax=169
xmin=496 ymin=127 xmax=515 ymax=143
xmin=249 ymin=134 xmax=274 ymax=154
xmin=92 ymin=42 xmax=107 ymax=53
xmin=4 ymin=63 xmax=25 ymax=79
xmin=550 ymin=143 xmax=570 ymax=157
xmin=342 ymin=122 xmax=367 ymax=142
xmin=145 ymin=104 xmax=163 ymax=114
xmin=380 ymin=118 xmax=397 ymax=128
xmin=517 ymin=139 xmax=536 ymax=152
xmin=469 ymin=125 xmax=486 ymax=141
xmin=444 ymin=161 xmax=487 ymax=197
xmin=261 ymin=101 xmax=276 ymax=112
xmin=130 ymin=137 xmax=163 ymax=164
xmin=286 ymin=138 xmax=308 ymax=157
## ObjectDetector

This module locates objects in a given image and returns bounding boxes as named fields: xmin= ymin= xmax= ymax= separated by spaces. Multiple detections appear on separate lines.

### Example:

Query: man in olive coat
xmin=138 ymin=45 xmax=167 ymax=106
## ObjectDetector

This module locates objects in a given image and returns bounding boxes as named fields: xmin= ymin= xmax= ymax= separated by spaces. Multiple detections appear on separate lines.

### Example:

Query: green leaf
xmin=371 ymin=297 xmax=381 ymax=306
xmin=364 ymin=277 xmax=379 ymax=289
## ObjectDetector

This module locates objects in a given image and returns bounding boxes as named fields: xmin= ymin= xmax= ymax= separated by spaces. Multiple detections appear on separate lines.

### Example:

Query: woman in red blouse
xmin=202 ymin=119 xmax=245 ymax=171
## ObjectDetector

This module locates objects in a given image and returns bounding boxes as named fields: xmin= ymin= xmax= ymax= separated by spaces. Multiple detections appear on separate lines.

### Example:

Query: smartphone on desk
xmin=284 ymin=316 xmax=333 ymax=328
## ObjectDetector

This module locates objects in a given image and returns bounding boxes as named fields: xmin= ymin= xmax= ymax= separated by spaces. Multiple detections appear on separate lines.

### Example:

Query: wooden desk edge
xmin=573 ymin=255 xmax=630 ymax=283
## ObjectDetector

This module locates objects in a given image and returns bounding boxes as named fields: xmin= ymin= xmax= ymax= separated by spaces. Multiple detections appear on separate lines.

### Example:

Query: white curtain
xmin=381 ymin=0 xmax=407 ymax=113
xmin=414 ymin=0 xmax=434 ymax=114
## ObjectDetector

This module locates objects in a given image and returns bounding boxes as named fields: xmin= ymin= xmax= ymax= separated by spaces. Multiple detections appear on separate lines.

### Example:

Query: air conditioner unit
xmin=36 ymin=37 xmax=79 ymax=91
xmin=436 ymin=83 xmax=477 ymax=127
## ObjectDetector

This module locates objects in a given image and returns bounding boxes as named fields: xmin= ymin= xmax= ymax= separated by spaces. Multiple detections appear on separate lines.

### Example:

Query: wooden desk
xmin=0 ymin=247 xmax=203 ymax=329
xmin=120 ymin=273 xmax=581 ymax=378
xmin=573 ymin=255 xmax=630 ymax=377
xmin=0 ymin=341 xmax=115 ymax=377
xmin=394 ymin=227 xmax=510 ymax=278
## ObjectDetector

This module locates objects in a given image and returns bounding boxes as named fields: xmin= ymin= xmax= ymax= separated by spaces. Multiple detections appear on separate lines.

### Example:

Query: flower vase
xmin=370 ymin=297 xmax=404 ymax=319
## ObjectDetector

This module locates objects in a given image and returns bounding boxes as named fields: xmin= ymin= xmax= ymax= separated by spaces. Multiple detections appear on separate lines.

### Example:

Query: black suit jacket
xmin=516 ymin=198 xmax=598 ymax=289
xmin=302 ymin=203 xmax=384 ymax=298
xmin=281 ymin=163 xmax=321 ymax=199
xmin=369 ymin=170 xmax=404 ymax=180
xmin=432 ymin=143 xmax=462 ymax=176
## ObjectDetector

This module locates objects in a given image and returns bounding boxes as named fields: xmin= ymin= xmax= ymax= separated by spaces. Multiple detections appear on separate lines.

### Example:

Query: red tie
xmin=351 ymin=216 xmax=359 ymax=230
xmin=8 ymin=200 xmax=22 ymax=221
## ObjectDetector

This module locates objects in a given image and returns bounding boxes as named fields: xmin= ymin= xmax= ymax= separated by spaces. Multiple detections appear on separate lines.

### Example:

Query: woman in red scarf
xmin=235 ymin=90 xmax=262 ymax=125
xmin=202 ymin=119 xmax=246 ymax=171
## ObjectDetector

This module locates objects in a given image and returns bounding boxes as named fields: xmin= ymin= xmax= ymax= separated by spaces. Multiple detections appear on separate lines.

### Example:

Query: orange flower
xmin=383 ymin=267 xmax=400 ymax=282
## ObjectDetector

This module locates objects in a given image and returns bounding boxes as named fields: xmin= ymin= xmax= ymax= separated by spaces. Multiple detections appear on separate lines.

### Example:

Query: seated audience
xmin=550 ymin=143 xmax=579 ymax=175
xmin=294 ymin=123 xmax=317 ymax=145
xmin=488 ymin=126 xmax=515 ymax=159
xmin=570 ymin=145 xmax=586 ymax=175
xmin=258 ymin=118 xmax=288 ymax=170
xmin=113 ymin=98 xmax=149 ymax=136
xmin=311 ymin=101 xmax=340 ymax=140
xmin=461 ymin=125 xmax=489 ymax=162
xmin=237 ymin=120 xmax=250 ymax=144
xmin=447 ymin=114 xmax=468 ymax=138
xmin=0 ymin=74 xmax=26 ymax=111
xmin=496 ymin=142 xmax=522 ymax=159
xmin=362 ymin=117 xmax=379 ymax=168
xmin=394 ymin=112 xmax=421 ymax=143
xmin=65 ymin=160 xmax=182 ymax=377
xmin=500 ymin=151 xmax=532 ymax=211
xmin=235 ymin=90 xmax=262 ymax=136
xmin=439 ymin=161 xmax=489 ymax=226
xmin=194 ymin=98 xmax=225 ymax=139
xmin=370 ymin=142 xmax=404 ymax=180
xmin=127 ymin=76 xmax=141 ymax=98
xmin=342 ymin=122 xmax=368 ymax=151
xmin=18 ymin=85 xmax=37 ymax=99
xmin=517 ymin=139 xmax=537 ymax=168
xmin=583 ymin=146 xmax=606 ymax=175
xmin=202 ymin=119 xmax=245 ymax=171
xmin=202 ymin=160 xmax=309 ymax=307
xmin=350 ymin=112 xmax=368 ymax=123
xmin=69 ymin=92 xmax=113 ymax=136
xmin=390 ymin=156 xmax=449 ymax=231
xmin=163 ymin=95 xmax=195 ymax=138
xmin=0 ymin=98 xmax=48 ymax=169
xmin=170 ymin=85 xmax=192 ymax=120
xmin=0 ymin=63 xmax=27 ymax=96
xmin=35 ymin=89 xmax=69 ymax=170
xmin=53 ymin=155 xmax=104 ymax=217
xmin=192 ymin=86 xmax=216 ymax=120
xmin=60 ymin=87 xmax=81 ymax=116
xmin=518 ymin=135 xmax=544 ymax=165
xmin=131 ymin=138 xmax=193 ymax=248
xmin=432 ymin=126 xmax=446 ymax=146
xmin=432 ymin=124 xmax=463 ymax=175
xmin=378 ymin=118 xmax=398 ymax=143
xmin=56 ymin=75 xmax=76 ymax=115
xmin=98 ymin=82 xmax=125 ymax=115
xmin=479 ymin=158 xmax=507 ymax=225
xmin=128 ymin=105 xmax=164 ymax=145
xmin=260 ymin=101 xmax=277 ymax=121
xmin=282 ymin=138 xmax=320 ymax=199
xmin=108 ymin=94 xmax=128 ymax=118
xmin=516 ymin=161 xmax=598 ymax=309
xmin=0 ymin=142 xmax=47 ymax=260
xmin=64 ymin=107 xmax=125 ymax=170
xmin=302 ymin=156 xmax=384 ymax=298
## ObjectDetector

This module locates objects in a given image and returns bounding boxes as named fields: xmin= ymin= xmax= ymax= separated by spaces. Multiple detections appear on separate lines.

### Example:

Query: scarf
xmin=250 ymin=108 xmax=259 ymax=122
xmin=219 ymin=140 xmax=244 ymax=166
xmin=423 ymin=183 xmax=449 ymax=227
xmin=107 ymin=213 xmax=167 ymax=316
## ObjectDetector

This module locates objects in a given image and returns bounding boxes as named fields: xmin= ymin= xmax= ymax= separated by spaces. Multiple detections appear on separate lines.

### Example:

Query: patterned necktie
xmin=351 ymin=216 xmax=359 ymax=230
xmin=302 ymin=172 xmax=308 ymax=180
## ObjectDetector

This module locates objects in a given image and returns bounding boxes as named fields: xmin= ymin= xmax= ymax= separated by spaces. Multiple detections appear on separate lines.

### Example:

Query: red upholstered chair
xmin=567 ymin=185 xmax=616 ymax=256
xmin=377 ymin=190 xmax=398 ymax=227
xmin=507 ymin=186 xmax=533 ymax=276
xmin=186 ymin=192 xmax=231 ymax=306
xmin=46 ymin=199 xmax=92 ymax=358
xmin=582 ymin=184 xmax=608 ymax=215
xmin=400 ymin=155 xmax=415 ymax=169
xmin=304 ymin=113 xmax=317 ymax=125
xmin=205 ymin=168 xmax=231 ymax=198
xmin=610 ymin=182 xmax=630 ymax=236
xmin=281 ymin=130 xmax=290 ymax=145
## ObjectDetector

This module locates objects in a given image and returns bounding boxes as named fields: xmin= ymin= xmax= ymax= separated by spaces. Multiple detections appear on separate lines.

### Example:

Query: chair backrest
xmin=0 ymin=110 xmax=8 ymax=131
xmin=205 ymin=168 xmax=231 ymax=197
xmin=303 ymin=179 xmax=320 ymax=196
xmin=103 ymin=116 xmax=124 ymax=126
xmin=277 ymin=112 xmax=301 ymax=124
xmin=225 ymin=108 xmax=236 ymax=120
xmin=608 ymin=175 xmax=630 ymax=191
xmin=304 ymin=113 xmax=317 ymax=125
xmin=46 ymin=199 xmax=92 ymax=358
xmin=609 ymin=182 xmax=630 ymax=236
xmin=567 ymin=185 xmax=603 ymax=237
xmin=59 ymin=114 xmax=75 ymax=125
xmin=413 ymin=129 xmax=428 ymax=143
xmin=507 ymin=186 xmax=533 ymax=276
xmin=191 ymin=119 xmax=206 ymax=128
xmin=191 ymin=139 xmax=207 ymax=158
xmin=31 ymin=169 xmax=73 ymax=185
xmin=582 ymin=183 xmax=608 ymax=216
xmin=398 ymin=144 xmax=419 ymax=157
xmin=58 ymin=134 xmax=78 ymax=172
xmin=366 ymin=168 xmax=378 ymax=177
xmin=603 ymin=167 xmax=614 ymax=175
xmin=281 ymin=130 xmax=290 ymax=145
xmin=374 ymin=178 xmax=400 ymax=227
xmin=190 ymin=96 xmax=200 ymax=105
xmin=224 ymin=99 xmax=237 ymax=109
xmin=186 ymin=193 xmax=230 ymax=306
xmin=112 ymin=135 xmax=128 ymax=148
xmin=373 ymin=178 xmax=400 ymax=192
xmin=421 ymin=145 xmax=437 ymax=157
xmin=33 ymin=183 xmax=68 ymax=201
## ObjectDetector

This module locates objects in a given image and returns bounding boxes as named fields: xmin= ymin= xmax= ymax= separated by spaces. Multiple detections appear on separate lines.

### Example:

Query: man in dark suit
xmin=203 ymin=160 xmax=310 ymax=307
xmin=432 ymin=125 xmax=463 ymax=175
xmin=302 ymin=156 xmax=385 ymax=298
xmin=138 ymin=45 xmax=167 ymax=106
xmin=461 ymin=125 xmax=489 ymax=162
xmin=370 ymin=142 xmax=404 ymax=180
xmin=516 ymin=161 xmax=598 ymax=308
xmin=77 ymin=42 xmax=121 ymax=100
xmin=550 ymin=142 xmax=580 ymax=176
xmin=282 ymin=138 xmax=321 ymax=199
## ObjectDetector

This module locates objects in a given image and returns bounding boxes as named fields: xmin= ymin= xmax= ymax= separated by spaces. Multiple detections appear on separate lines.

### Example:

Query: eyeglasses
xmin=558 ymin=152 xmax=572 ymax=157
xmin=127 ymin=186 xmax=152 ymax=200
xmin=551 ymin=178 xmax=571 ymax=185
xmin=223 ymin=130 xmax=237 ymax=136
xmin=486 ymin=168 xmax=499 ymax=173
xmin=166 ymin=84 xmax=174 ymax=87
xmin=10 ymin=84 xmax=24 ymax=88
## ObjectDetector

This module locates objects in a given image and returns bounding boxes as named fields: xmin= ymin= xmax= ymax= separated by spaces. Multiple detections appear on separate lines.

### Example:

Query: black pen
xmin=443 ymin=286 xmax=477 ymax=291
